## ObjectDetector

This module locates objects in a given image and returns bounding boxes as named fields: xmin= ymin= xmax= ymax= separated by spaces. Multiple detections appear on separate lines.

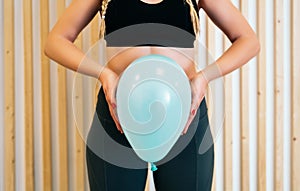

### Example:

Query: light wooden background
xmin=0 ymin=0 xmax=299 ymax=191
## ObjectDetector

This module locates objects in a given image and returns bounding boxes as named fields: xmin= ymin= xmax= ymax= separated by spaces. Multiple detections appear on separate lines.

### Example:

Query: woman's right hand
xmin=99 ymin=68 xmax=123 ymax=133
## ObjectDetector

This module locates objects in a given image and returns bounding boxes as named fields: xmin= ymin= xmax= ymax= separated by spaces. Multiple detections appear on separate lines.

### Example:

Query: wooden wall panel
xmin=56 ymin=0 xmax=69 ymax=190
xmin=4 ymin=0 xmax=15 ymax=190
xmin=275 ymin=0 xmax=284 ymax=190
xmin=240 ymin=1 xmax=250 ymax=191
xmin=241 ymin=2 xmax=250 ymax=191
xmin=257 ymin=0 xmax=267 ymax=190
xmin=40 ymin=0 xmax=52 ymax=190
xmin=0 ymin=0 xmax=5 ymax=189
xmin=32 ymin=0 xmax=44 ymax=190
xmin=0 ymin=0 xmax=299 ymax=191
xmin=224 ymin=67 xmax=233 ymax=191
xmin=292 ymin=0 xmax=300 ymax=190
xmin=247 ymin=0 xmax=259 ymax=189
xmin=23 ymin=0 xmax=34 ymax=190
xmin=73 ymin=33 xmax=86 ymax=191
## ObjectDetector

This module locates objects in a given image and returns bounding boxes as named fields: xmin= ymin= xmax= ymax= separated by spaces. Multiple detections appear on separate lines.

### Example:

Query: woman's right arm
xmin=44 ymin=0 xmax=103 ymax=78
xmin=44 ymin=0 xmax=123 ymax=132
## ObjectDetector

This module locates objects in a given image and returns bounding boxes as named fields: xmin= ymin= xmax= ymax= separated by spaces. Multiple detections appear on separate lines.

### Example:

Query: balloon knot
xmin=150 ymin=162 xmax=158 ymax=171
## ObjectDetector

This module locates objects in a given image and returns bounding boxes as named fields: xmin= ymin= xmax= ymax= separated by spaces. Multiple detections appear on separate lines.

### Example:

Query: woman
xmin=44 ymin=0 xmax=260 ymax=190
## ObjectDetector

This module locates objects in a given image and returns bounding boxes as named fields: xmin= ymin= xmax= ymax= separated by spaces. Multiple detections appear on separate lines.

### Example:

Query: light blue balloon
xmin=116 ymin=54 xmax=191 ymax=168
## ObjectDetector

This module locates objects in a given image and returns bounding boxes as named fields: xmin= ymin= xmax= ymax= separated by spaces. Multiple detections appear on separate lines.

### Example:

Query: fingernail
xmin=192 ymin=109 xmax=196 ymax=115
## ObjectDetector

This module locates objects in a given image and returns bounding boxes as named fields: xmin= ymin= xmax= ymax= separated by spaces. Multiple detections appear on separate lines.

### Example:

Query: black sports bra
xmin=102 ymin=0 xmax=199 ymax=47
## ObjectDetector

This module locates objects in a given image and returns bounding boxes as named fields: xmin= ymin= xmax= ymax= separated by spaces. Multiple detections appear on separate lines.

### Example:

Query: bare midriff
xmin=106 ymin=46 xmax=197 ymax=79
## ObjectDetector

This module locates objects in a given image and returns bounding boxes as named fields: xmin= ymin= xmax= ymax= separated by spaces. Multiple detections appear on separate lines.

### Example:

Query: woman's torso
xmin=102 ymin=0 xmax=199 ymax=79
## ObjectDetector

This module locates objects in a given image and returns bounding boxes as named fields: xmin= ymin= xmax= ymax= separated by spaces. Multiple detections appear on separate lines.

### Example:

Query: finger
xmin=110 ymin=88 xmax=117 ymax=105
xmin=109 ymin=105 xmax=123 ymax=133
xmin=189 ymin=94 xmax=204 ymax=118
xmin=182 ymin=120 xmax=190 ymax=135
xmin=112 ymin=114 xmax=123 ymax=133
xmin=109 ymin=100 xmax=120 ymax=125
xmin=106 ymin=94 xmax=122 ymax=133
xmin=183 ymin=112 xmax=194 ymax=134
xmin=182 ymin=109 xmax=197 ymax=135
xmin=183 ymin=95 xmax=204 ymax=135
xmin=110 ymin=76 xmax=119 ymax=103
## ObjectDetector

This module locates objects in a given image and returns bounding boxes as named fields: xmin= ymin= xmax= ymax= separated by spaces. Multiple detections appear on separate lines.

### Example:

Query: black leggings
xmin=86 ymin=88 xmax=214 ymax=191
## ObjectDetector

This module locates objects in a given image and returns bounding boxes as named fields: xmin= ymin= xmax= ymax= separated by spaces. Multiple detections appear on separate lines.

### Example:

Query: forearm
xmin=44 ymin=34 xmax=104 ymax=80
xmin=201 ymin=34 xmax=260 ymax=82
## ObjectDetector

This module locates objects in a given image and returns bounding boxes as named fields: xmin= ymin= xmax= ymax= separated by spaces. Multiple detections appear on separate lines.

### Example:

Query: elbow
xmin=232 ymin=32 xmax=261 ymax=57
xmin=252 ymin=35 xmax=261 ymax=56
xmin=43 ymin=32 xmax=63 ymax=59
xmin=44 ymin=34 xmax=53 ymax=59
xmin=244 ymin=34 xmax=260 ymax=58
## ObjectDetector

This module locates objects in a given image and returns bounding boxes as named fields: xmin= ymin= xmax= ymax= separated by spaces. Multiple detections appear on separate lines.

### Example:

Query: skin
xmin=44 ymin=0 xmax=260 ymax=134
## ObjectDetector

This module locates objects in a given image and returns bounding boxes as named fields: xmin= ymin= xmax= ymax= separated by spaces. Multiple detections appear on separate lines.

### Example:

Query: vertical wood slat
xmin=57 ymin=64 xmax=68 ymax=191
xmin=56 ymin=0 xmax=69 ymax=190
xmin=75 ymin=87 xmax=86 ymax=191
xmin=32 ymin=0 xmax=44 ymax=190
xmin=282 ymin=0 xmax=292 ymax=190
xmin=232 ymin=3 xmax=242 ymax=190
xmin=81 ymin=23 xmax=93 ymax=141
xmin=66 ymin=1 xmax=77 ymax=190
xmin=265 ymin=0 xmax=275 ymax=190
xmin=231 ymin=0 xmax=242 ymax=191
xmin=241 ymin=61 xmax=250 ymax=191
xmin=4 ymin=0 xmax=16 ymax=191
xmin=231 ymin=1 xmax=242 ymax=190
xmin=206 ymin=17 xmax=218 ymax=191
xmin=74 ymin=74 xmax=86 ymax=191
xmin=81 ymin=22 xmax=92 ymax=189
xmin=66 ymin=70 xmax=77 ymax=191
xmin=275 ymin=0 xmax=284 ymax=190
xmin=90 ymin=15 xmax=100 ymax=46
xmin=49 ymin=40 xmax=59 ymax=191
xmin=14 ymin=0 xmax=26 ymax=190
xmin=48 ymin=0 xmax=60 ymax=190
xmin=292 ymin=0 xmax=300 ymax=190
xmin=247 ymin=0 xmax=258 ymax=190
xmin=0 ymin=0 xmax=5 ymax=190
xmin=63 ymin=1 xmax=75 ymax=190
xmin=81 ymin=18 xmax=92 ymax=191
xmin=212 ymin=81 xmax=225 ymax=191
xmin=274 ymin=0 xmax=284 ymax=190
xmin=223 ymin=37 xmax=233 ymax=191
xmin=23 ymin=0 xmax=35 ymax=190
xmin=213 ymin=26 xmax=225 ymax=191
xmin=75 ymin=78 xmax=87 ymax=190
xmin=232 ymin=68 xmax=241 ymax=191
xmin=202 ymin=14 xmax=220 ymax=191
xmin=224 ymin=75 xmax=233 ymax=191
xmin=73 ymin=34 xmax=86 ymax=191
xmin=40 ymin=0 xmax=53 ymax=190
xmin=258 ymin=0 xmax=267 ymax=190
xmin=240 ymin=3 xmax=251 ymax=191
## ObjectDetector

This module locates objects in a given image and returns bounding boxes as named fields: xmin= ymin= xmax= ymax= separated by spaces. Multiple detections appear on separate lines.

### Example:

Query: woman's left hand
xmin=182 ymin=71 xmax=208 ymax=135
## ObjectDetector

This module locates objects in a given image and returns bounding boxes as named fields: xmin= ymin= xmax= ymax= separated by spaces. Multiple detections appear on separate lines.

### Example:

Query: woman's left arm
xmin=183 ymin=0 xmax=260 ymax=134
